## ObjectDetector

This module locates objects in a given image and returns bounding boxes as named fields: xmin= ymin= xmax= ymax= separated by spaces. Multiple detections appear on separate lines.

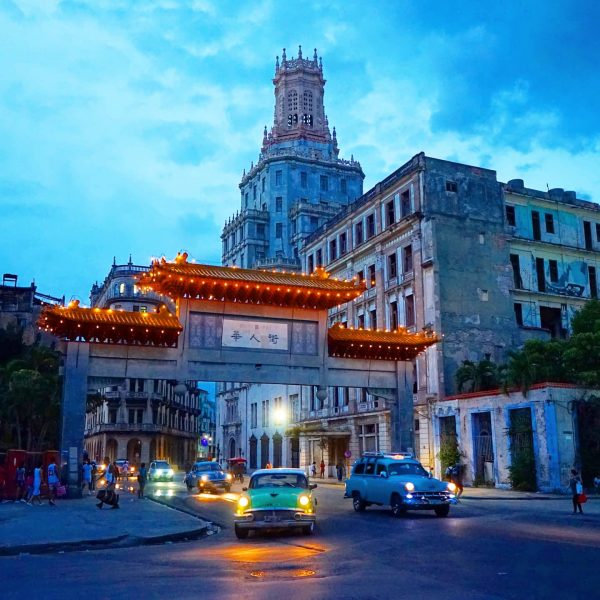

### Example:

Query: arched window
xmin=303 ymin=90 xmax=313 ymax=111
xmin=287 ymin=90 xmax=298 ymax=112
xmin=119 ymin=282 xmax=126 ymax=295
xmin=229 ymin=437 xmax=236 ymax=459
xmin=249 ymin=435 xmax=257 ymax=469
xmin=260 ymin=433 xmax=270 ymax=468
xmin=273 ymin=432 xmax=283 ymax=467
xmin=113 ymin=283 xmax=119 ymax=296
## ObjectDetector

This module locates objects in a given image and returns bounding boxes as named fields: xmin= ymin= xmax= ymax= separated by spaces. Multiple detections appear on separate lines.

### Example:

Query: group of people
xmin=95 ymin=458 xmax=148 ymax=509
xmin=11 ymin=460 xmax=62 ymax=506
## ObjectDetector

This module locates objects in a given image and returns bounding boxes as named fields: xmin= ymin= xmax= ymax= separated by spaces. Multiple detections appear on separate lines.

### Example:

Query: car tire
xmin=352 ymin=492 xmax=367 ymax=512
xmin=234 ymin=524 xmax=249 ymax=539
xmin=391 ymin=494 xmax=407 ymax=518
xmin=302 ymin=522 xmax=314 ymax=535
xmin=435 ymin=505 xmax=450 ymax=518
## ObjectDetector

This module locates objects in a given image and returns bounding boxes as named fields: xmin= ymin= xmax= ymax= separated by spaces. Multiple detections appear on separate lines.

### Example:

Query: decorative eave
xmin=137 ymin=254 xmax=366 ymax=310
xmin=328 ymin=323 xmax=439 ymax=361
xmin=38 ymin=301 xmax=182 ymax=347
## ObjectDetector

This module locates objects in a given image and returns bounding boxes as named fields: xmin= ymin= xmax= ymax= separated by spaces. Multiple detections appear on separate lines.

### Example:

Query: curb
xmin=147 ymin=495 xmax=226 ymax=530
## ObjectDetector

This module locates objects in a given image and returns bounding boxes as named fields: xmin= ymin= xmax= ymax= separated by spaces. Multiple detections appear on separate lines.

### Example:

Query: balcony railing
xmin=85 ymin=422 xmax=198 ymax=438
xmin=254 ymin=256 xmax=301 ymax=270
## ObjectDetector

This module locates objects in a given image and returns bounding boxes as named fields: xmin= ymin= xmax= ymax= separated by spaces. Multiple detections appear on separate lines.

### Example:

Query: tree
xmin=455 ymin=359 xmax=502 ymax=393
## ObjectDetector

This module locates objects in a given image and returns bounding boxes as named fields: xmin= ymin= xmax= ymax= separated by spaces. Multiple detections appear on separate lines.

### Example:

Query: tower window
xmin=340 ymin=178 xmax=347 ymax=193
xmin=301 ymin=172 xmax=307 ymax=188
xmin=287 ymin=90 xmax=298 ymax=111
xmin=303 ymin=90 xmax=313 ymax=111
xmin=275 ymin=170 xmax=282 ymax=185
xmin=275 ymin=197 xmax=282 ymax=212
xmin=320 ymin=175 xmax=328 ymax=191
xmin=276 ymin=223 xmax=282 ymax=238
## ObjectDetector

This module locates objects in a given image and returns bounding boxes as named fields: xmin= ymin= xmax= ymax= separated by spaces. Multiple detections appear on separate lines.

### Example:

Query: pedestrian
xmin=15 ymin=462 xmax=27 ymax=502
xmin=91 ymin=461 xmax=97 ymax=492
xmin=594 ymin=475 xmax=600 ymax=494
xmin=310 ymin=461 xmax=317 ymax=478
xmin=336 ymin=463 xmax=343 ymax=482
xmin=451 ymin=463 xmax=464 ymax=499
xmin=47 ymin=459 xmax=60 ymax=506
xmin=569 ymin=469 xmax=584 ymax=515
xmin=82 ymin=460 xmax=93 ymax=496
xmin=24 ymin=470 xmax=34 ymax=504
xmin=104 ymin=457 xmax=116 ymax=491
xmin=320 ymin=459 xmax=325 ymax=478
xmin=28 ymin=463 xmax=43 ymax=506
xmin=137 ymin=462 xmax=147 ymax=499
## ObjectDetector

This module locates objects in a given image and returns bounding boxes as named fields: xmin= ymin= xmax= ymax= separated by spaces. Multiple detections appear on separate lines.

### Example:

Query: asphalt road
xmin=1 ymin=476 xmax=598 ymax=600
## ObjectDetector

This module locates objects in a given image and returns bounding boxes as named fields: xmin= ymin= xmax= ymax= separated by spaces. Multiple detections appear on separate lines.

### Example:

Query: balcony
xmin=84 ymin=422 xmax=198 ymax=438
xmin=254 ymin=256 xmax=301 ymax=271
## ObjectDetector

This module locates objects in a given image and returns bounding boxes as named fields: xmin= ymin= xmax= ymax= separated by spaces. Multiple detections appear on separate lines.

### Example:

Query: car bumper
xmin=198 ymin=481 xmax=230 ymax=491
xmin=234 ymin=512 xmax=316 ymax=529
xmin=402 ymin=496 xmax=457 ymax=509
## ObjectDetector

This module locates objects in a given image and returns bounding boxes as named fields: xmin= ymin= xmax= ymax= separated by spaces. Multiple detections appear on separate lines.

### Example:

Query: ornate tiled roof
xmin=38 ymin=301 xmax=182 ymax=346
xmin=327 ymin=323 xmax=438 ymax=361
xmin=137 ymin=254 xmax=365 ymax=309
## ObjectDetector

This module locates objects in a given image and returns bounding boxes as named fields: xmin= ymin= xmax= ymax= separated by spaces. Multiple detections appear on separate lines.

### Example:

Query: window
xmin=356 ymin=269 xmax=364 ymax=283
xmin=536 ymin=257 xmax=546 ymax=292
xmin=133 ymin=305 xmax=140 ymax=312
xmin=303 ymin=90 xmax=313 ymax=110
xmin=340 ymin=232 xmax=347 ymax=255
xmin=357 ymin=314 xmax=365 ymax=328
xmin=275 ymin=197 xmax=282 ymax=212
xmin=308 ymin=255 xmax=314 ymax=273
xmin=253 ymin=185 xmax=257 ymax=200
xmin=366 ymin=213 xmax=375 ymax=238
xmin=386 ymin=200 xmax=396 ymax=227
xmin=388 ymin=253 xmax=397 ymax=278
xmin=403 ymin=245 xmax=413 ymax=273
xmin=390 ymin=301 xmax=398 ymax=330
xmin=510 ymin=254 xmax=523 ymax=289
xmin=340 ymin=178 xmax=347 ymax=193
xmin=596 ymin=223 xmax=600 ymax=242
xmin=316 ymin=249 xmax=323 ymax=267
xmin=329 ymin=239 xmax=337 ymax=262
xmin=368 ymin=264 xmax=376 ymax=287
xmin=257 ymin=224 xmax=265 ymax=238
xmin=355 ymin=221 xmax=363 ymax=245
xmin=276 ymin=223 xmax=282 ymax=238
xmin=261 ymin=400 xmax=269 ymax=427
xmin=139 ymin=306 xmax=147 ymax=313
xmin=446 ymin=181 xmax=458 ymax=193
xmin=400 ymin=190 xmax=411 ymax=218
xmin=261 ymin=178 xmax=265 ymax=192
xmin=532 ymin=211 xmax=541 ymax=241
xmin=506 ymin=205 xmax=516 ymax=226
xmin=549 ymin=259 xmax=558 ymax=283
xmin=405 ymin=294 xmax=415 ymax=327
xmin=545 ymin=213 xmax=555 ymax=234
xmin=119 ymin=282 xmax=126 ymax=295
xmin=584 ymin=221 xmax=593 ymax=250
xmin=370 ymin=308 xmax=377 ymax=329
xmin=301 ymin=172 xmax=307 ymax=188
xmin=276 ymin=170 xmax=282 ymax=185
xmin=589 ymin=266 xmax=598 ymax=299
xmin=310 ymin=216 xmax=318 ymax=231
xmin=320 ymin=175 xmax=328 ymax=191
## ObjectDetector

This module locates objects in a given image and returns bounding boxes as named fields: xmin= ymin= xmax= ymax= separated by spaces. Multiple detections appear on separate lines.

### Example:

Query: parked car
xmin=344 ymin=452 xmax=457 ymax=517
xmin=184 ymin=461 xmax=232 ymax=493
xmin=147 ymin=460 xmax=174 ymax=482
xmin=234 ymin=468 xmax=317 ymax=539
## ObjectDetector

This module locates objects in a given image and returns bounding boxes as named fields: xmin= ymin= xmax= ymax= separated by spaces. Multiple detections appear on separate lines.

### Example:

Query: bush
xmin=508 ymin=451 xmax=537 ymax=491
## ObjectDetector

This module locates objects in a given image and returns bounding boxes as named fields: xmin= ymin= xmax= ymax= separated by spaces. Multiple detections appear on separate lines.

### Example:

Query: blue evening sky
xmin=1 ymin=0 xmax=599 ymax=303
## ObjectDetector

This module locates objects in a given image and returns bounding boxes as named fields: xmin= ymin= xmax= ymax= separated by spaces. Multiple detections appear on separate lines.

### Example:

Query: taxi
xmin=234 ymin=468 xmax=317 ymax=539
xmin=344 ymin=452 xmax=457 ymax=517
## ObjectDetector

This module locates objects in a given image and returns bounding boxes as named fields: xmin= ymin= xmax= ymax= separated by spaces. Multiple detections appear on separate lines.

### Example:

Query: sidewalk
xmin=0 ymin=490 xmax=209 ymax=556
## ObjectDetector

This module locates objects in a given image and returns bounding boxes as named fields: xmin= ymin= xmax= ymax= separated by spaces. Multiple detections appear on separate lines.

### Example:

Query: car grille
xmin=412 ymin=491 xmax=450 ymax=500
xmin=250 ymin=510 xmax=297 ymax=521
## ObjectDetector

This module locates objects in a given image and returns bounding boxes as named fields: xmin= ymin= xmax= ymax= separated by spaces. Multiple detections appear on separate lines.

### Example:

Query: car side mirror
xmin=309 ymin=483 xmax=318 ymax=490
xmin=380 ymin=471 xmax=388 ymax=479
xmin=242 ymin=487 xmax=248 ymax=491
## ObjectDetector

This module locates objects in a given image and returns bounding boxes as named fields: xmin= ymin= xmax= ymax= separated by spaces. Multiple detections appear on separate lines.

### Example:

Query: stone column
xmin=394 ymin=361 xmax=415 ymax=453
xmin=60 ymin=342 xmax=90 ymax=499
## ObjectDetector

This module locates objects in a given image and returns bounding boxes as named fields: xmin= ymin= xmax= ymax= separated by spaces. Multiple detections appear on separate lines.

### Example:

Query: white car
xmin=147 ymin=460 xmax=174 ymax=482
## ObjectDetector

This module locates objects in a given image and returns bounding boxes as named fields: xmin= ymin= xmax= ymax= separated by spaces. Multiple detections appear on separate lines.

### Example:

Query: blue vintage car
xmin=344 ymin=452 xmax=457 ymax=517
xmin=184 ymin=461 xmax=232 ymax=493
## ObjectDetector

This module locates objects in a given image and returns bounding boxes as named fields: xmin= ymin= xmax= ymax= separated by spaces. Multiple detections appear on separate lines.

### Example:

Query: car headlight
xmin=226 ymin=473 xmax=233 ymax=480
xmin=405 ymin=482 xmax=415 ymax=492
xmin=201 ymin=474 xmax=208 ymax=482
xmin=298 ymin=495 xmax=310 ymax=507
xmin=130 ymin=467 xmax=135 ymax=472
xmin=238 ymin=496 xmax=249 ymax=508
xmin=167 ymin=469 xmax=174 ymax=476
xmin=156 ymin=470 xmax=163 ymax=475
xmin=447 ymin=482 xmax=456 ymax=492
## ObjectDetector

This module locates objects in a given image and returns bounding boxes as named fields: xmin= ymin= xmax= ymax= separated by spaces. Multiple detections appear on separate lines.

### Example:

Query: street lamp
xmin=273 ymin=406 xmax=287 ymax=426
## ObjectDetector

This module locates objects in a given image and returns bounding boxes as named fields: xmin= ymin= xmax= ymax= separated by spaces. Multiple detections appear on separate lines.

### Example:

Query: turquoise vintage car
xmin=234 ymin=468 xmax=317 ymax=539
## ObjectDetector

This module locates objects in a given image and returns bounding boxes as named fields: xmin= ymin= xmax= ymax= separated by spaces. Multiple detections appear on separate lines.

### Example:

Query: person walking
xmin=28 ymin=463 xmax=43 ymax=506
xmin=137 ymin=462 xmax=147 ymax=499
xmin=15 ymin=463 xmax=26 ymax=502
xmin=310 ymin=461 xmax=317 ymax=478
xmin=320 ymin=459 xmax=326 ymax=478
xmin=451 ymin=463 xmax=464 ymax=499
xmin=82 ymin=460 xmax=93 ymax=496
xmin=336 ymin=463 xmax=343 ymax=482
xmin=569 ymin=469 xmax=584 ymax=514
xmin=47 ymin=459 xmax=60 ymax=506
xmin=91 ymin=461 xmax=97 ymax=492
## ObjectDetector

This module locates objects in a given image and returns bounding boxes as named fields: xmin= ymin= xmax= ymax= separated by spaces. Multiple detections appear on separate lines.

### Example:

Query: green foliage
xmin=571 ymin=299 xmax=600 ymax=335
xmin=0 ymin=332 xmax=61 ymax=452
xmin=437 ymin=437 xmax=462 ymax=475
xmin=508 ymin=451 xmax=537 ymax=491
xmin=455 ymin=359 xmax=502 ymax=393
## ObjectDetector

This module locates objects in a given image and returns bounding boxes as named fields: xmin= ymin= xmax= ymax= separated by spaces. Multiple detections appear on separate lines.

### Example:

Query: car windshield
xmin=154 ymin=461 xmax=170 ymax=469
xmin=194 ymin=463 xmax=222 ymax=472
xmin=388 ymin=462 xmax=429 ymax=477
xmin=250 ymin=473 xmax=308 ymax=489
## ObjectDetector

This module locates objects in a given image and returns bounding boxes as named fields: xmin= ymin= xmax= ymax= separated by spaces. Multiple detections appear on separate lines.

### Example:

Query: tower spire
xmin=298 ymin=45 xmax=302 ymax=59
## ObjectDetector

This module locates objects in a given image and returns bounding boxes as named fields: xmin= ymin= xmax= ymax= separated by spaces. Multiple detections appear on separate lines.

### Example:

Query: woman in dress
xmin=28 ymin=463 xmax=43 ymax=505
xmin=569 ymin=469 xmax=584 ymax=515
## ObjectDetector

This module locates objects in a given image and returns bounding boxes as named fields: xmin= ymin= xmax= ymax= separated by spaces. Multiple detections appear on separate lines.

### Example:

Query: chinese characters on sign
xmin=222 ymin=319 xmax=289 ymax=351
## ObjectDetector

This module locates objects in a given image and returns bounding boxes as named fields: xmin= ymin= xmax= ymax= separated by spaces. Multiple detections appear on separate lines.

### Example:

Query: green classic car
xmin=234 ymin=468 xmax=317 ymax=539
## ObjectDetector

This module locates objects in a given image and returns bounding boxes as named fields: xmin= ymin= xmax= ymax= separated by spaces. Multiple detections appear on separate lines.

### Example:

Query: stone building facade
xmin=217 ymin=47 xmax=364 ymax=470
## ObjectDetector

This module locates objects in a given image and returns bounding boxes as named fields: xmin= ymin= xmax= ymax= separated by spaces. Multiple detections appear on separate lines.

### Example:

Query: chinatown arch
xmin=40 ymin=253 xmax=438 ymax=496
